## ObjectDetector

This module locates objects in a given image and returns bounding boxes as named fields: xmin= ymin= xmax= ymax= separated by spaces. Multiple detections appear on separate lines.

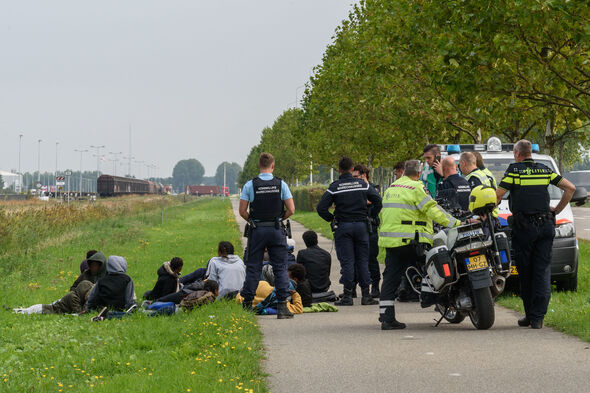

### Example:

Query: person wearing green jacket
xmin=70 ymin=251 xmax=107 ymax=291
xmin=13 ymin=280 xmax=94 ymax=315
xmin=378 ymin=160 xmax=461 ymax=330
xmin=420 ymin=144 xmax=443 ymax=198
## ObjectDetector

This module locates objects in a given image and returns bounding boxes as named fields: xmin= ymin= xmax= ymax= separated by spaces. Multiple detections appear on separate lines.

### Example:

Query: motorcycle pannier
xmin=494 ymin=232 xmax=512 ymax=271
xmin=425 ymin=245 xmax=455 ymax=290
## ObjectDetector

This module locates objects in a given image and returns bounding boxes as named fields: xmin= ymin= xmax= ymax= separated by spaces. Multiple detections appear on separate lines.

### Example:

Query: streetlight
xmin=123 ymin=155 xmax=135 ymax=177
xmin=37 ymin=139 xmax=42 ymax=190
xmin=134 ymin=160 xmax=144 ymax=179
xmin=109 ymin=152 xmax=123 ymax=176
xmin=89 ymin=145 xmax=105 ymax=178
xmin=74 ymin=149 xmax=88 ymax=194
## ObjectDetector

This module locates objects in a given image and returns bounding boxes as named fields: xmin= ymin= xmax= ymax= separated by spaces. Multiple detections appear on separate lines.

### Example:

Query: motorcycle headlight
xmin=555 ymin=222 xmax=575 ymax=238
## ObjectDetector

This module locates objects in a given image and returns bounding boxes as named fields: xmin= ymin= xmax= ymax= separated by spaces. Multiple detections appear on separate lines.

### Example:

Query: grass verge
xmin=291 ymin=211 xmax=333 ymax=240
xmin=498 ymin=239 xmax=590 ymax=342
xmin=0 ymin=198 xmax=267 ymax=392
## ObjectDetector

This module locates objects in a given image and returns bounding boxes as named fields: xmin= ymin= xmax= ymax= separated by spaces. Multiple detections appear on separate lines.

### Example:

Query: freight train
xmin=97 ymin=175 xmax=166 ymax=197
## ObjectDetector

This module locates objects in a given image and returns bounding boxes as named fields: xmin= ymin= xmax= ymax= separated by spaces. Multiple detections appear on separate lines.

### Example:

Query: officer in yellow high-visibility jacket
xmin=460 ymin=152 xmax=499 ymax=220
xmin=378 ymin=160 xmax=461 ymax=330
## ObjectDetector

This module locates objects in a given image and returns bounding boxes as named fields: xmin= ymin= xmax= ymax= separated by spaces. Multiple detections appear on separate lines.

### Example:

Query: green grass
xmin=291 ymin=211 xmax=334 ymax=240
xmin=498 ymin=239 xmax=590 ymax=342
xmin=0 ymin=198 xmax=267 ymax=392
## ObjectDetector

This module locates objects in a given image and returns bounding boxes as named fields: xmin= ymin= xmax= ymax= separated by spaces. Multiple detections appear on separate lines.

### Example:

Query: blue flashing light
xmin=447 ymin=144 xmax=461 ymax=154
xmin=532 ymin=143 xmax=540 ymax=153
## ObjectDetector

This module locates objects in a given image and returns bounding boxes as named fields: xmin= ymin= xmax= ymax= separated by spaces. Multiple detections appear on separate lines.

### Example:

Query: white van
xmin=441 ymin=137 xmax=587 ymax=291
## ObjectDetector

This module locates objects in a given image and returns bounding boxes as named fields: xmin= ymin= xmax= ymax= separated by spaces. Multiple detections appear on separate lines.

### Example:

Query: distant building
xmin=0 ymin=170 xmax=22 ymax=190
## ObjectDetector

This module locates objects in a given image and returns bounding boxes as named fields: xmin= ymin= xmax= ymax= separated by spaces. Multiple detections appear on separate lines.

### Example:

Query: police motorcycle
xmin=406 ymin=186 xmax=512 ymax=330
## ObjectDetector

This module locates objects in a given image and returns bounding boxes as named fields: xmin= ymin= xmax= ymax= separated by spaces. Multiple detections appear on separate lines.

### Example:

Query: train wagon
xmin=185 ymin=185 xmax=220 ymax=196
xmin=97 ymin=175 xmax=151 ymax=196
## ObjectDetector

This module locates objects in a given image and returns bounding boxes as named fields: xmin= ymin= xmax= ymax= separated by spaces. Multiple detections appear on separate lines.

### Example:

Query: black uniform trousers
xmin=334 ymin=222 xmax=371 ymax=289
xmin=379 ymin=245 xmax=418 ymax=322
xmin=368 ymin=232 xmax=381 ymax=286
xmin=241 ymin=226 xmax=290 ymax=302
xmin=512 ymin=218 xmax=555 ymax=322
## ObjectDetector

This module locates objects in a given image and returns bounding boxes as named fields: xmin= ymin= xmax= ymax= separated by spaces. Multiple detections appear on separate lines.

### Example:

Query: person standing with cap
xmin=239 ymin=152 xmax=296 ymax=319
xmin=378 ymin=160 xmax=460 ymax=330
xmin=496 ymin=140 xmax=575 ymax=329
xmin=316 ymin=157 xmax=382 ymax=306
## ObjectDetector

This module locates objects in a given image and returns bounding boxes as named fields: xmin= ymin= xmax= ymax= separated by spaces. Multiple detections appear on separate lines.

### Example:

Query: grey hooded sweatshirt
xmin=205 ymin=254 xmax=246 ymax=298
xmin=85 ymin=256 xmax=136 ymax=311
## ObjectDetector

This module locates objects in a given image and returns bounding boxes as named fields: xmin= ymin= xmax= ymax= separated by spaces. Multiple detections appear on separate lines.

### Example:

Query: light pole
xmin=17 ymin=134 xmax=23 ymax=193
xmin=135 ymin=160 xmax=144 ymax=179
xmin=37 ymin=139 xmax=42 ymax=190
xmin=89 ymin=145 xmax=105 ymax=178
xmin=55 ymin=142 xmax=59 ymax=199
xmin=123 ymin=155 xmax=135 ymax=177
xmin=74 ymin=149 xmax=88 ymax=194
xmin=109 ymin=152 xmax=122 ymax=176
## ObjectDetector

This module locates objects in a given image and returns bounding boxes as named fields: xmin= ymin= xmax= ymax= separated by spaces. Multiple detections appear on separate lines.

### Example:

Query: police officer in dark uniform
xmin=437 ymin=156 xmax=471 ymax=211
xmin=316 ymin=157 xmax=382 ymax=306
xmin=353 ymin=164 xmax=381 ymax=298
xmin=239 ymin=152 xmax=296 ymax=319
xmin=496 ymin=140 xmax=575 ymax=329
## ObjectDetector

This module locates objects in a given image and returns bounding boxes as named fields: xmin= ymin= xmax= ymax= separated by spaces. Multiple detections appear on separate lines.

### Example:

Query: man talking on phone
xmin=420 ymin=144 xmax=443 ymax=198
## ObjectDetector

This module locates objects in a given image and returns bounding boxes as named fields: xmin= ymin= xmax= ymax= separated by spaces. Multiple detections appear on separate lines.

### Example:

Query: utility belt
xmin=513 ymin=211 xmax=555 ymax=228
xmin=331 ymin=217 xmax=374 ymax=234
xmin=244 ymin=218 xmax=292 ymax=238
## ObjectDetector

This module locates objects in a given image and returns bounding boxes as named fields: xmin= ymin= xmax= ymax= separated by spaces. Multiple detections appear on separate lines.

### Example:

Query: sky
xmin=0 ymin=0 xmax=355 ymax=178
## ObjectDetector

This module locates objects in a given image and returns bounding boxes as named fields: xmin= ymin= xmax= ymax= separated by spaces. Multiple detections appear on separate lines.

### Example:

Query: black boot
xmin=242 ymin=300 xmax=253 ymax=312
xmin=361 ymin=287 xmax=378 ymax=305
xmin=381 ymin=320 xmax=406 ymax=330
xmin=335 ymin=288 xmax=354 ymax=306
xmin=352 ymin=285 xmax=358 ymax=298
xmin=371 ymin=282 xmax=380 ymax=298
xmin=277 ymin=300 xmax=294 ymax=319
xmin=518 ymin=317 xmax=530 ymax=327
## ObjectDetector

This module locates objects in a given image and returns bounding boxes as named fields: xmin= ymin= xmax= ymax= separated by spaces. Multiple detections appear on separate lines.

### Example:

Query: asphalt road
xmin=231 ymin=198 xmax=590 ymax=393
xmin=573 ymin=207 xmax=590 ymax=241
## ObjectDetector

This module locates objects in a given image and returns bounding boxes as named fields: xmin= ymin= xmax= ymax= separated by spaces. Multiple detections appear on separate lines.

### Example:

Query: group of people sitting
xmin=13 ymin=230 xmax=335 ymax=317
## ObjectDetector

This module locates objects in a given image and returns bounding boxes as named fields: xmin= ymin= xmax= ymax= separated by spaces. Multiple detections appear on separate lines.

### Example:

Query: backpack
xmin=180 ymin=290 xmax=215 ymax=310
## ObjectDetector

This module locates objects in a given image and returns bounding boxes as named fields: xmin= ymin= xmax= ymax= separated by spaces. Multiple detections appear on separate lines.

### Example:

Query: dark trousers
xmin=379 ymin=245 xmax=417 ymax=322
xmin=180 ymin=268 xmax=207 ymax=285
xmin=334 ymin=222 xmax=371 ymax=289
xmin=240 ymin=226 xmax=289 ymax=301
xmin=512 ymin=219 xmax=555 ymax=322
xmin=368 ymin=232 xmax=381 ymax=286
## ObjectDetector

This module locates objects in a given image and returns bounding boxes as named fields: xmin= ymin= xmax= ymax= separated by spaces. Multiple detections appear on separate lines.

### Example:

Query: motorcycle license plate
xmin=466 ymin=255 xmax=488 ymax=271
xmin=510 ymin=265 xmax=518 ymax=275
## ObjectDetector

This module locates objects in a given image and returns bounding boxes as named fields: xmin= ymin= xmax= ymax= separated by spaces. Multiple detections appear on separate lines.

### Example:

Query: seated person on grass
xmin=288 ymin=263 xmax=313 ymax=308
xmin=79 ymin=249 xmax=98 ymax=274
xmin=14 ymin=280 xmax=95 ymax=315
xmin=296 ymin=231 xmax=332 ymax=293
xmin=180 ymin=280 xmax=219 ymax=310
xmin=85 ymin=256 xmax=136 ymax=312
xmin=143 ymin=257 xmax=183 ymax=300
xmin=205 ymin=241 xmax=246 ymax=298
xmin=70 ymin=251 xmax=107 ymax=291
xmin=236 ymin=280 xmax=303 ymax=314
xmin=286 ymin=239 xmax=296 ymax=267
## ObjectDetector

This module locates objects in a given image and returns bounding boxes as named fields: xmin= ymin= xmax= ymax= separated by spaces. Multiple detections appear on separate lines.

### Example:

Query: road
xmin=573 ymin=207 xmax=590 ymax=241
xmin=231 ymin=198 xmax=590 ymax=393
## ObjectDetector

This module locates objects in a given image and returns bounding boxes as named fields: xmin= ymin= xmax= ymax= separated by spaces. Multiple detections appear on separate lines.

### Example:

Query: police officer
xmin=316 ymin=157 xmax=382 ymax=306
xmin=378 ymin=160 xmax=460 ymax=330
xmin=437 ymin=156 xmax=471 ymax=211
xmin=472 ymin=151 xmax=498 ymax=189
xmin=353 ymin=164 xmax=381 ymax=298
xmin=496 ymin=140 xmax=575 ymax=329
xmin=459 ymin=152 xmax=493 ymax=189
xmin=239 ymin=152 xmax=296 ymax=319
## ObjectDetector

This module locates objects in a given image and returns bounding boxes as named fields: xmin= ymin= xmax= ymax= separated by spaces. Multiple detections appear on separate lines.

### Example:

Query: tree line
xmin=241 ymin=0 xmax=590 ymax=183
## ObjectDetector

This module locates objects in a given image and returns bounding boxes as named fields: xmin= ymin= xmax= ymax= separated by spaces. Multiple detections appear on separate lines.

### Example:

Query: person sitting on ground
xmin=288 ymin=263 xmax=312 ymax=307
xmin=79 ymin=249 xmax=98 ymax=274
xmin=143 ymin=257 xmax=183 ymax=300
xmin=236 ymin=280 xmax=303 ymax=314
xmin=70 ymin=251 xmax=107 ymax=291
xmin=14 ymin=280 xmax=95 ymax=315
xmin=205 ymin=241 xmax=246 ymax=298
xmin=180 ymin=280 xmax=219 ymax=310
xmin=286 ymin=239 xmax=296 ymax=266
xmin=85 ymin=256 xmax=136 ymax=312
xmin=296 ymin=230 xmax=332 ymax=293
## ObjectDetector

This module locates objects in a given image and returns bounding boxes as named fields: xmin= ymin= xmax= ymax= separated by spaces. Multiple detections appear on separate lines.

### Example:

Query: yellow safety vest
xmin=378 ymin=176 xmax=460 ymax=249
xmin=482 ymin=167 xmax=498 ymax=189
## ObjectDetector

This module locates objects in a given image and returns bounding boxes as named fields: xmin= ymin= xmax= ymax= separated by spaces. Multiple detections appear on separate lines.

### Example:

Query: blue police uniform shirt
xmin=240 ymin=173 xmax=293 ymax=202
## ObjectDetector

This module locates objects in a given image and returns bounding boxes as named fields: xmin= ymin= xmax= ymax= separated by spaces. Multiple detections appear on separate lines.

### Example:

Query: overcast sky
xmin=0 ymin=0 xmax=355 ymax=178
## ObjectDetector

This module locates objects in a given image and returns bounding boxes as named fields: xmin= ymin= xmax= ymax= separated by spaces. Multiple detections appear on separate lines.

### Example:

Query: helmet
xmin=469 ymin=185 xmax=497 ymax=215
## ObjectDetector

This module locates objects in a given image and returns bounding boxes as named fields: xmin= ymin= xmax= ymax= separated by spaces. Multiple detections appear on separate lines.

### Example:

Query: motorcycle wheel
xmin=436 ymin=304 xmax=466 ymax=324
xmin=468 ymin=287 xmax=495 ymax=330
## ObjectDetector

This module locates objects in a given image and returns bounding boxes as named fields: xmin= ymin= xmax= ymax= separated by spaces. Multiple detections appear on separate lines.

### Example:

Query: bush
xmin=292 ymin=186 xmax=325 ymax=212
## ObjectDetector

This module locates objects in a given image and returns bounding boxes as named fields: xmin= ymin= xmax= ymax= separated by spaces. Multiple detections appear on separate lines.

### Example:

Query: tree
xmin=0 ymin=174 xmax=4 ymax=191
xmin=172 ymin=159 xmax=205 ymax=192
xmin=238 ymin=144 xmax=263 ymax=187
xmin=215 ymin=162 xmax=242 ymax=194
